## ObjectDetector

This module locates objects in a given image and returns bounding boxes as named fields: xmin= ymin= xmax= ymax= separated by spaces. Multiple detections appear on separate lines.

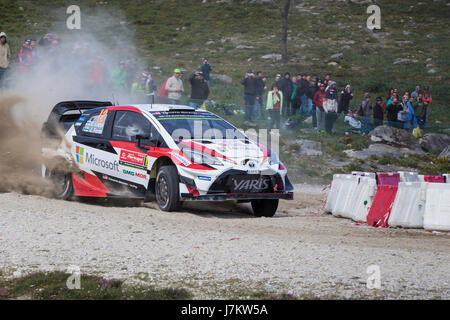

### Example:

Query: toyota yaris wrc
xmin=41 ymin=101 xmax=294 ymax=217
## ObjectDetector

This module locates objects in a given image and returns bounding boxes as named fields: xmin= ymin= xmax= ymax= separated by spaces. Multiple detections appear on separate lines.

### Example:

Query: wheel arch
xmin=147 ymin=156 xmax=178 ymax=194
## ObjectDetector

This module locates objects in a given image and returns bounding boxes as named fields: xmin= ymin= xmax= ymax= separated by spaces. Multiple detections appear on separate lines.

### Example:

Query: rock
xmin=419 ymin=134 xmax=450 ymax=153
xmin=439 ymin=145 xmax=450 ymax=159
xmin=342 ymin=45 xmax=351 ymax=50
xmin=371 ymin=32 xmax=390 ymax=39
xmin=331 ymin=53 xmax=344 ymax=59
xmin=236 ymin=45 xmax=254 ymax=49
xmin=288 ymin=139 xmax=322 ymax=156
xmin=261 ymin=54 xmax=282 ymax=60
xmin=428 ymin=69 xmax=437 ymax=74
xmin=210 ymin=74 xmax=232 ymax=83
xmin=393 ymin=58 xmax=419 ymax=65
xmin=205 ymin=40 xmax=215 ymax=45
xmin=328 ymin=62 xmax=339 ymax=67
xmin=369 ymin=125 xmax=422 ymax=151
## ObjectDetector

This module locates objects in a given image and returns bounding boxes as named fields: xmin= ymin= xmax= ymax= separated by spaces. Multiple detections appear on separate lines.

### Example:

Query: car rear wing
xmin=41 ymin=100 xmax=112 ymax=141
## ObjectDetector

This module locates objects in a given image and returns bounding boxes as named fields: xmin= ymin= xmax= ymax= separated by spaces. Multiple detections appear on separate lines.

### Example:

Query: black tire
xmin=251 ymin=199 xmax=279 ymax=217
xmin=49 ymin=170 xmax=74 ymax=200
xmin=155 ymin=166 xmax=180 ymax=212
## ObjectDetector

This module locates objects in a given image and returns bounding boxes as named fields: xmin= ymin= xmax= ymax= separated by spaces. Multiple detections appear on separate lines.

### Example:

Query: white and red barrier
xmin=324 ymin=174 xmax=346 ymax=213
xmin=388 ymin=182 xmax=427 ymax=228
xmin=325 ymin=172 xmax=449 ymax=232
xmin=351 ymin=176 xmax=377 ymax=222
xmin=333 ymin=175 xmax=360 ymax=219
xmin=423 ymin=183 xmax=450 ymax=232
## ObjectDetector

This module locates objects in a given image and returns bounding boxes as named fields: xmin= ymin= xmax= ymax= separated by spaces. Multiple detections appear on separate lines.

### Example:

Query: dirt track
xmin=0 ymin=185 xmax=449 ymax=299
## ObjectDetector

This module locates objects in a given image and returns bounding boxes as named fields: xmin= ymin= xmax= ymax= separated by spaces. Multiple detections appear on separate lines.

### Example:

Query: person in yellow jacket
xmin=131 ymin=73 xmax=150 ymax=103
xmin=266 ymin=84 xmax=283 ymax=130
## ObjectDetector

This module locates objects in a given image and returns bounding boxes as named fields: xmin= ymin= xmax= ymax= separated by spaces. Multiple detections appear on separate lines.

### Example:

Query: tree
xmin=271 ymin=0 xmax=293 ymax=64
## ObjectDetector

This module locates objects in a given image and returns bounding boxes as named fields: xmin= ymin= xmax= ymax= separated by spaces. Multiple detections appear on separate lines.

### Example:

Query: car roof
xmin=125 ymin=104 xmax=202 ymax=113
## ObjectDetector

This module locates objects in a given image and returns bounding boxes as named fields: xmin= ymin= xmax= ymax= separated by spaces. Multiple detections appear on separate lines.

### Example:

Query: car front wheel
xmin=251 ymin=199 xmax=279 ymax=217
xmin=155 ymin=166 xmax=180 ymax=212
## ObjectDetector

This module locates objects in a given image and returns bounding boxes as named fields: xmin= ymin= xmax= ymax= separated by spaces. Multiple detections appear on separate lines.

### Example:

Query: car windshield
xmin=152 ymin=111 xmax=247 ymax=141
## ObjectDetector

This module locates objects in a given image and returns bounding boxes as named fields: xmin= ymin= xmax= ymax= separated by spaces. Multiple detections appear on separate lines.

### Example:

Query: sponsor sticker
xmin=119 ymin=150 xmax=147 ymax=171
xmin=198 ymin=176 xmax=211 ymax=181
xmin=76 ymin=146 xmax=84 ymax=164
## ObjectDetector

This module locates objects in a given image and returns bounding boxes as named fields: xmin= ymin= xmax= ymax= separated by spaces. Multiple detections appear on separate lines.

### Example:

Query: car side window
xmin=112 ymin=111 xmax=152 ymax=142
xmin=80 ymin=109 xmax=109 ymax=136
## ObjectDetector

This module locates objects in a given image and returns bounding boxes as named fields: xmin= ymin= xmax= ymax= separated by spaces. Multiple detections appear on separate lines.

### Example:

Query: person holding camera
xmin=189 ymin=71 xmax=209 ymax=109
xmin=241 ymin=70 xmax=258 ymax=126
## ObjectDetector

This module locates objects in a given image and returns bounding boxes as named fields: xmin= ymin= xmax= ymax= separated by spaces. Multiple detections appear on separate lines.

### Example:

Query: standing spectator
xmin=338 ymin=84 xmax=353 ymax=114
xmin=304 ymin=75 xmax=315 ymax=118
xmin=272 ymin=74 xmax=282 ymax=90
xmin=290 ymin=76 xmax=297 ymax=116
xmin=373 ymin=97 xmax=384 ymax=127
xmin=143 ymin=66 xmax=157 ymax=104
xmin=131 ymin=73 xmax=150 ymax=103
xmin=255 ymin=71 xmax=267 ymax=120
xmin=166 ymin=68 xmax=184 ymax=105
xmin=17 ymin=39 xmax=34 ymax=73
xmin=297 ymin=73 xmax=309 ymax=115
xmin=89 ymin=56 xmax=105 ymax=91
xmin=397 ymin=95 xmax=411 ymax=129
xmin=241 ymin=70 xmax=258 ymax=126
xmin=323 ymin=74 xmax=331 ymax=87
xmin=411 ymin=85 xmax=420 ymax=99
xmin=413 ymin=93 xmax=427 ymax=129
xmin=110 ymin=60 xmax=128 ymax=90
xmin=189 ymin=71 xmax=209 ymax=109
xmin=279 ymin=72 xmax=294 ymax=118
xmin=323 ymin=81 xmax=339 ymax=134
xmin=200 ymin=58 xmax=212 ymax=86
xmin=313 ymin=82 xmax=326 ymax=133
xmin=266 ymin=84 xmax=283 ymax=130
xmin=358 ymin=93 xmax=373 ymax=133
xmin=0 ymin=32 xmax=10 ymax=88
xmin=310 ymin=77 xmax=318 ymax=129
xmin=386 ymin=96 xmax=403 ymax=128
xmin=423 ymin=86 xmax=432 ymax=127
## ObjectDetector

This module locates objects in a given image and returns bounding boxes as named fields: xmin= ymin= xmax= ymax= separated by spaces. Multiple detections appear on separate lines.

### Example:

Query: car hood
xmin=179 ymin=139 xmax=267 ymax=165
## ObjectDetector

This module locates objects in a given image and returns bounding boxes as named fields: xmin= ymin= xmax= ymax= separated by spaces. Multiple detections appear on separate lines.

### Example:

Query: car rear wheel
xmin=155 ymin=166 xmax=180 ymax=212
xmin=251 ymin=199 xmax=279 ymax=217
xmin=49 ymin=170 xmax=74 ymax=200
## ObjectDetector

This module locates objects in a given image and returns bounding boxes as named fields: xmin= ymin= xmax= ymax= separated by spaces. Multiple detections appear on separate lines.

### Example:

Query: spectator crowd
xmin=0 ymin=31 xmax=434 ymax=137
xmin=240 ymin=70 xmax=433 ymax=135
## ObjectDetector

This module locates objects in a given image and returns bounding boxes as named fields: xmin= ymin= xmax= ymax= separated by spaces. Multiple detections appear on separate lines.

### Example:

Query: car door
xmin=108 ymin=110 xmax=159 ymax=197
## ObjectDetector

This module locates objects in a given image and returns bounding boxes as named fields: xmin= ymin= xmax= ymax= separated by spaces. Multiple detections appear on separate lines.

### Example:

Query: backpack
xmin=158 ymin=78 xmax=169 ymax=97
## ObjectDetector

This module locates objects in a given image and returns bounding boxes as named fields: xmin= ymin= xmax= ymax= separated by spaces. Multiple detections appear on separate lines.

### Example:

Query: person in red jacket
xmin=18 ymin=39 xmax=34 ymax=73
xmin=313 ymin=83 xmax=326 ymax=132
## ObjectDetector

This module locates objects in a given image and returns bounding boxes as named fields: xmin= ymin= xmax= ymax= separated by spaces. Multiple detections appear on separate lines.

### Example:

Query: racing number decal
xmin=97 ymin=109 xmax=108 ymax=123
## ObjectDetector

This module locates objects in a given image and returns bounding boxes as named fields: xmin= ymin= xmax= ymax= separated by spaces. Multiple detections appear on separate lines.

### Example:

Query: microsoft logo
xmin=76 ymin=146 xmax=84 ymax=164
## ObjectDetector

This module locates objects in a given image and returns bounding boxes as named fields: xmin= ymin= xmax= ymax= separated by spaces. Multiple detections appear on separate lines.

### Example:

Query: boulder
xmin=419 ymin=133 xmax=450 ymax=153
xmin=286 ymin=139 xmax=322 ymax=156
xmin=369 ymin=125 xmax=421 ymax=150
xmin=330 ymin=53 xmax=344 ymax=59
xmin=210 ymin=74 xmax=232 ymax=84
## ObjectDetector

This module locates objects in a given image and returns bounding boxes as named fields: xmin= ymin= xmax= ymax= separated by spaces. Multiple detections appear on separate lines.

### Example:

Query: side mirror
xmin=135 ymin=134 xmax=150 ymax=150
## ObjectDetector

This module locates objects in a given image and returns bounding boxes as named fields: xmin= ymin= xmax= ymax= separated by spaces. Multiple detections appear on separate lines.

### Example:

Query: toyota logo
xmin=248 ymin=161 xmax=256 ymax=168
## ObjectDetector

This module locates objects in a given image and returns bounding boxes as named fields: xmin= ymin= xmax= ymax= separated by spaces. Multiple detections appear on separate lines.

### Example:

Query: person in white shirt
xmin=165 ymin=68 xmax=184 ymax=104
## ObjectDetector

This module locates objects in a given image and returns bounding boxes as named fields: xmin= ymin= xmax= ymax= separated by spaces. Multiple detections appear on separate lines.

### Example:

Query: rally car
xmin=41 ymin=101 xmax=294 ymax=217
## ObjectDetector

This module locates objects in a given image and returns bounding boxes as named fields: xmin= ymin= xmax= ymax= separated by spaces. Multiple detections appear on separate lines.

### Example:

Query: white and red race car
xmin=41 ymin=101 xmax=293 ymax=217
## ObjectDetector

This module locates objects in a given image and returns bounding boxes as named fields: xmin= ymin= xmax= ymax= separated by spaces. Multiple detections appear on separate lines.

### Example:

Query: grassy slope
xmin=1 ymin=0 xmax=449 ymax=183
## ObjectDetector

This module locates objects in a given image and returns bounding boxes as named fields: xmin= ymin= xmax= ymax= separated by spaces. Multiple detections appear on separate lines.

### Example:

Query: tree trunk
xmin=281 ymin=0 xmax=291 ymax=64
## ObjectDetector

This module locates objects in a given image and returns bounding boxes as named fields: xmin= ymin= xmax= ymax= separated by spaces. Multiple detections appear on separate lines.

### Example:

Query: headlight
xmin=182 ymin=148 xmax=224 ymax=166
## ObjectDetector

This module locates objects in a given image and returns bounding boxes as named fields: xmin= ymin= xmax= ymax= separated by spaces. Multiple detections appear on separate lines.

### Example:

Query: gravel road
xmin=0 ymin=185 xmax=449 ymax=299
